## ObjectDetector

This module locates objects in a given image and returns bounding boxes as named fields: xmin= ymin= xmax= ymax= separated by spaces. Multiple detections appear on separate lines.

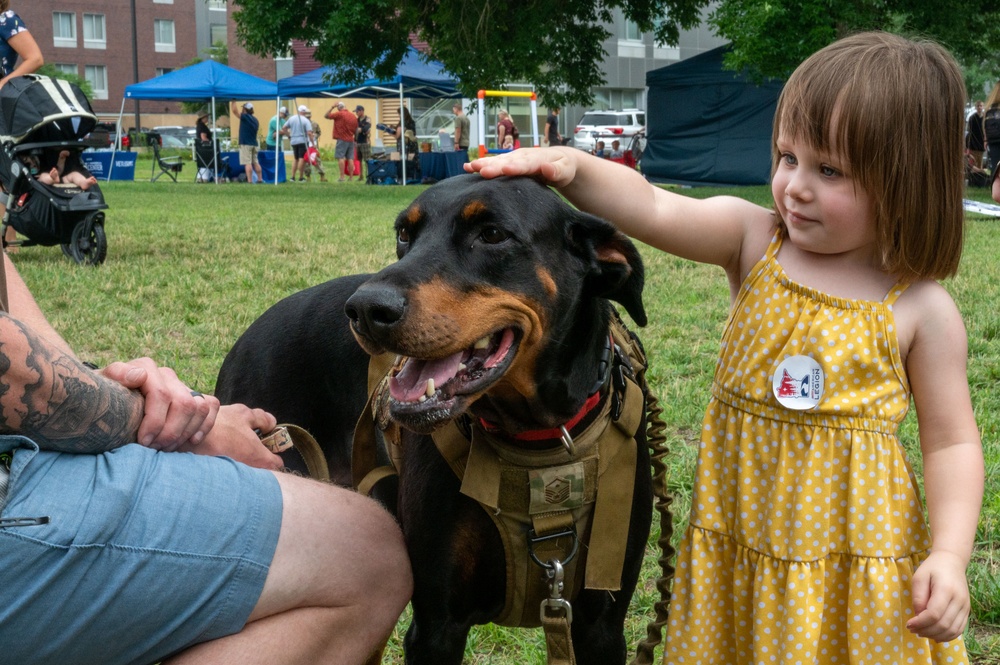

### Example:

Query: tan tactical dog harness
xmin=353 ymin=313 xmax=673 ymax=665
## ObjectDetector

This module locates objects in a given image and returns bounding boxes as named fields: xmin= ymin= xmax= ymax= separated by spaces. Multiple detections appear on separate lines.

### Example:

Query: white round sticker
xmin=772 ymin=355 xmax=824 ymax=410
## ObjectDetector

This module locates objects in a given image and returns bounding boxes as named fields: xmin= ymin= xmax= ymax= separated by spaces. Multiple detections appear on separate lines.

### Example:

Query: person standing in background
xmin=496 ymin=109 xmax=520 ymax=151
xmin=325 ymin=102 xmax=358 ymax=182
xmin=266 ymin=106 xmax=289 ymax=152
xmin=355 ymin=105 xmax=372 ymax=182
xmin=286 ymin=105 xmax=313 ymax=183
xmin=453 ymin=103 xmax=470 ymax=159
xmin=0 ymin=2 xmax=43 ymax=251
xmin=544 ymin=107 xmax=562 ymax=146
xmin=302 ymin=109 xmax=327 ymax=183
xmin=232 ymin=101 xmax=262 ymax=184
xmin=966 ymin=100 xmax=985 ymax=169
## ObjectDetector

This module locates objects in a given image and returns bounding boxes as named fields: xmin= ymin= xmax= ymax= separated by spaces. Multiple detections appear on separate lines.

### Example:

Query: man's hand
xmin=100 ymin=358 xmax=218 ymax=451
xmin=180 ymin=403 xmax=281 ymax=470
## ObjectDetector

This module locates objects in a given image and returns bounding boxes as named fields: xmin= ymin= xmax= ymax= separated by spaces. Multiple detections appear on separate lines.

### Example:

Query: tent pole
xmin=274 ymin=95 xmax=280 ymax=185
xmin=109 ymin=97 xmax=127 ymax=182
xmin=399 ymin=84 xmax=406 ymax=185
xmin=211 ymin=96 xmax=219 ymax=184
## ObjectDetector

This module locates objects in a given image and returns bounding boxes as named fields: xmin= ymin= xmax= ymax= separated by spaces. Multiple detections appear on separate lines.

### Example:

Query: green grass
xmin=11 ymin=178 xmax=1000 ymax=662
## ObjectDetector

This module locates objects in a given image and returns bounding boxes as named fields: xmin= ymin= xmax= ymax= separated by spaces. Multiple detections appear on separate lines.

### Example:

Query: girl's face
xmin=771 ymin=132 xmax=876 ymax=260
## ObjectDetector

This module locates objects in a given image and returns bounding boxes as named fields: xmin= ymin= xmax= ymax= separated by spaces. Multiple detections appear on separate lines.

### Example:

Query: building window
xmin=207 ymin=0 xmax=226 ymax=9
xmin=82 ymin=13 xmax=106 ymax=49
xmin=623 ymin=20 xmax=642 ymax=42
xmin=154 ymin=19 xmax=176 ymax=53
xmin=153 ymin=0 xmax=174 ymax=4
xmin=209 ymin=24 xmax=227 ymax=46
xmin=85 ymin=64 xmax=108 ymax=100
xmin=155 ymin=67 xmax=173 ymax=77
xmin=54 ymin=63 xmax=77 ymax=77
xmin=52 ymin=12 xmax=77 ymax=48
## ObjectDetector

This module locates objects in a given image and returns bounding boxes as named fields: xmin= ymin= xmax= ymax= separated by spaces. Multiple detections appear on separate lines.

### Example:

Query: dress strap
xmin=882 ymin=281 xmax=910 ymax=306
xmin=764 ymin=231 xmax=783 ymax=259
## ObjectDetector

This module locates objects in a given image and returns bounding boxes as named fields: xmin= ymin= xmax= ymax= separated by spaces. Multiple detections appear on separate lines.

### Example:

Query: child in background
xmin=593 ymin=140 xmax=607 ymax=158
xmin=22 ymin=150 xmax=97 ymax=190
xmin=608 ymin=139 xmax=624 ymax=161
xmin=501 ymin=134 xmax=514 ymax=151
xmin=469 ymin=31 xmax=983 ymax=664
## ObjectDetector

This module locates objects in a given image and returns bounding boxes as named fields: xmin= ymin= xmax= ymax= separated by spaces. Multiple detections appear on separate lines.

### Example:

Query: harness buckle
xmin=559 ymin=425 xmax=576 ymax=456
xmin=527 ymin=527 xmax=579 ymax=569
xmin=540 ymin=559 xmax=574 ymax=623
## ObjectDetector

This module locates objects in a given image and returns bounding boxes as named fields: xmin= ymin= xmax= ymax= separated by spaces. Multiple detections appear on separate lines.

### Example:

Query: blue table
xmin=222 ymin=150 xmax=286 ymax=183
xmin=82 ymin=151 xmax=137 ymax=181
xmin=418 ymin=151 xmax=470 ymax=181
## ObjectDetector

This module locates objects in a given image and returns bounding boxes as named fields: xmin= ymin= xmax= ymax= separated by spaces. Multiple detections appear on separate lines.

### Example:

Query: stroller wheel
xmin=63 ymin=214 xmax=107 ymax=265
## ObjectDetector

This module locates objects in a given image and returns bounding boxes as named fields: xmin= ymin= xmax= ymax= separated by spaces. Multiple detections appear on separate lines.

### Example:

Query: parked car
xmin=152 ymin=125 xmax=197 ymax=147
xmin=572 ymin=109 xmax=645 ymax=152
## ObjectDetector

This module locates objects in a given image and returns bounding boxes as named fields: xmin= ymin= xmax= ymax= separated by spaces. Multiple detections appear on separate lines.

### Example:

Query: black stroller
xmin=0 ymin=75 xmax=109 ymax=265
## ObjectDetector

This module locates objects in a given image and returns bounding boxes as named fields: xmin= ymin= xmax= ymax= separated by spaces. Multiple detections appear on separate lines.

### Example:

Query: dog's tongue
xmin=390 ymin=351 xmax=465 ymax=402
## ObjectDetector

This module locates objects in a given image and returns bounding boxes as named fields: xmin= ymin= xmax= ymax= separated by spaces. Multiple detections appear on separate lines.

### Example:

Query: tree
xmin=232 ymin=0 xmax=1000 ymax=107
xmin=231 ymin=0 xmax=710 ymax=107
xmin=709 ymin=0 xmax=1000 ymax=93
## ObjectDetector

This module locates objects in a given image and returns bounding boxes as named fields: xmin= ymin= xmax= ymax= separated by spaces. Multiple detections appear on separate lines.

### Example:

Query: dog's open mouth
xmin=389 ymin=327 xmax=519 ymax=410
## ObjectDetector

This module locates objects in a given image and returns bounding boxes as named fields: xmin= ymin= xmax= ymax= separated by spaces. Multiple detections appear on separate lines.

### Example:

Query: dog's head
xmin=345 ymin=174 xmax=645 ymax=434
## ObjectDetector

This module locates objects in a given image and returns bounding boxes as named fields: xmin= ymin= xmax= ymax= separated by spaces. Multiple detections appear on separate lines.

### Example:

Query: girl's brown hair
xmin=0 ymin=1 xmax=10 ymax=13
xmin=772 ymin=32 xmax=966 ymax=280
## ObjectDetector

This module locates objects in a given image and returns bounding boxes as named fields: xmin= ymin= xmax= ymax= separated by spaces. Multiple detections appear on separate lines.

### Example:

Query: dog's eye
xmin=479 ymin=226 xmax=509 ymax=244
xmin=397 ymin=228 xmax=411 ymax=244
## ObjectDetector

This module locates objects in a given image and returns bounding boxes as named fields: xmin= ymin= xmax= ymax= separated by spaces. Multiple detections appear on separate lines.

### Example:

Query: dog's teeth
xmin=474 ymin=337 xmax=490 ymax=350
xmin=425 ymin=378 xmax=435 ymax=397
xmin=418 ymin=395 xmax=427 ymax=402
xmin=458 ymin=362 xmax=467 ymax=371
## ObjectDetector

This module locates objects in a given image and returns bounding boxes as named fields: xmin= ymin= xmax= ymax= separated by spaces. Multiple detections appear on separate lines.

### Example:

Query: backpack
xmin=985 ymin=107 xmax=1000 ymax=142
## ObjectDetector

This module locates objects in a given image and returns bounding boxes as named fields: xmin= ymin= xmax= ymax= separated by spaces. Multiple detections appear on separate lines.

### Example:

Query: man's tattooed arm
xmin=0 ymin=313 xmax=144 ymax=452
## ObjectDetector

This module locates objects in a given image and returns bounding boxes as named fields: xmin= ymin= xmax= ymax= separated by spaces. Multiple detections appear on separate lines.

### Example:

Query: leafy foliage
xmin=709 ymin=0 xmax=1000 ymax=90
xmin=231 ymin=0 xmax=1000 ymax=109
xmin=231 ymin=0 xmax=709 ymax=107
xmin=37 ymin=64 xmax=92 ymax=99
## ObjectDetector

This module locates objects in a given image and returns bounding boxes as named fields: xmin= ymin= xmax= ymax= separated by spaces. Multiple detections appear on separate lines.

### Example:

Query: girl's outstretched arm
xmin=899 ymin=282 xmax=984 ymax=642
xmin=467 ymin=147 xmax=775 ymax=281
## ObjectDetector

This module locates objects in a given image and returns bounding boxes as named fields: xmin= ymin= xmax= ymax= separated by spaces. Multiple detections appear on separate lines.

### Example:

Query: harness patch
xmin=529 ymin=462 xmax=586 ymax=514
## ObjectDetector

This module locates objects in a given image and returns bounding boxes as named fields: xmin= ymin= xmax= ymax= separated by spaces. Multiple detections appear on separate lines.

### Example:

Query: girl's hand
xmin=906 ymin=550 xmax=971 ymax=642
xmin=100 ymin=358 xmax=219 ymax=450
xmin=465 ymin=146 xmax=582 ymax=189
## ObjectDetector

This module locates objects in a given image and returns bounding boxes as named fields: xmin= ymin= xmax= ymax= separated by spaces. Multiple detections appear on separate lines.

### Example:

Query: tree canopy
xmin=232 ymin=0 xmax=1000 ymax=106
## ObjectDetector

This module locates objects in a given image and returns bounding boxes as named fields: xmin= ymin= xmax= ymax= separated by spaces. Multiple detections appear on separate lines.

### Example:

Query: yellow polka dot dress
xmin=663 ymin=235 xmax=968 ymax=664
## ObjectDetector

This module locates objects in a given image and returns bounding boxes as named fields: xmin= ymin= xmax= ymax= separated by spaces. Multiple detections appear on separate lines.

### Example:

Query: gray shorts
xmin=335 ymin=140 xmax=356 ymax=160
xmin=0 ymin=435 xmax=282 ymax=665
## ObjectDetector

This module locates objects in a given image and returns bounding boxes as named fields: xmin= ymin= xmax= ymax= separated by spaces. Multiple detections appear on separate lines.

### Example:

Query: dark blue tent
xmin=277 ymin=47 xmax=459 ymax=99
xmin=642 ymin=46 xmax=784 ymax=186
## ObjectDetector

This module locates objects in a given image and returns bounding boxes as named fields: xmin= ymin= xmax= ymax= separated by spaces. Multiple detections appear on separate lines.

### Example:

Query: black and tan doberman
xmin=215 ymin=174 xmax=654 ymax=665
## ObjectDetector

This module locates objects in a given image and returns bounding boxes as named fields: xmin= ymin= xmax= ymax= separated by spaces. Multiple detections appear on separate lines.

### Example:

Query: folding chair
xmin=194 ymin=141 xmax=230 ymax=183
xmin=150 ymin=140 xmax=184 ymax=182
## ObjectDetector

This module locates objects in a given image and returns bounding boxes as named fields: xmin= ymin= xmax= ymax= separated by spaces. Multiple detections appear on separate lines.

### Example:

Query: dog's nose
xmin=345 ymin=286 xmax=407 ymax=338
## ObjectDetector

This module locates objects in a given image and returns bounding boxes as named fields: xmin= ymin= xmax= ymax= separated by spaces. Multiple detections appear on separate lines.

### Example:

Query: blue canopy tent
xmin=278 ymin=47 xmax=461 ymax=183
xmin=642 ymin=46 xmax=784 ymax=186
xmin=116 ymin=60 xmax=281 ymax=183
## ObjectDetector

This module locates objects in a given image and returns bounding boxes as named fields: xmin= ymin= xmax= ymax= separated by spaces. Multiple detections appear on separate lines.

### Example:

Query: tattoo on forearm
xmin=0 ymin=315 xmax=143 ymax=452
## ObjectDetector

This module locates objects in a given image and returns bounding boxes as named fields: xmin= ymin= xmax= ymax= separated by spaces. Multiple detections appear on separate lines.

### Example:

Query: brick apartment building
xmin=15 ymin=0 xmax=251 ymax=121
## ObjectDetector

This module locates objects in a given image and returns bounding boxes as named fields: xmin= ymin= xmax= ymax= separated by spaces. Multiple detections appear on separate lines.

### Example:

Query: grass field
xmin=10 ymin=175 xmax=1000 ymax=663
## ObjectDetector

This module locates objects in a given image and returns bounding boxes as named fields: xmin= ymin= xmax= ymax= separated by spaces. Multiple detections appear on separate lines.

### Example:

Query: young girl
xmin=468 ymin=32 xmax=984 ymax=664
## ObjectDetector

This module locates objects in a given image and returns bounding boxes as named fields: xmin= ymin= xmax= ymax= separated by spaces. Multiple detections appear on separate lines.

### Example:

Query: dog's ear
xmin=567 ymin=211 xmax=647 ymax=327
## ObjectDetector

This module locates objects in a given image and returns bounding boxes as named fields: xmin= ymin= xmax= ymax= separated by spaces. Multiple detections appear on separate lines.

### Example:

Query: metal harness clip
xmin=540 ymin=559 xmax=573 ymax=624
